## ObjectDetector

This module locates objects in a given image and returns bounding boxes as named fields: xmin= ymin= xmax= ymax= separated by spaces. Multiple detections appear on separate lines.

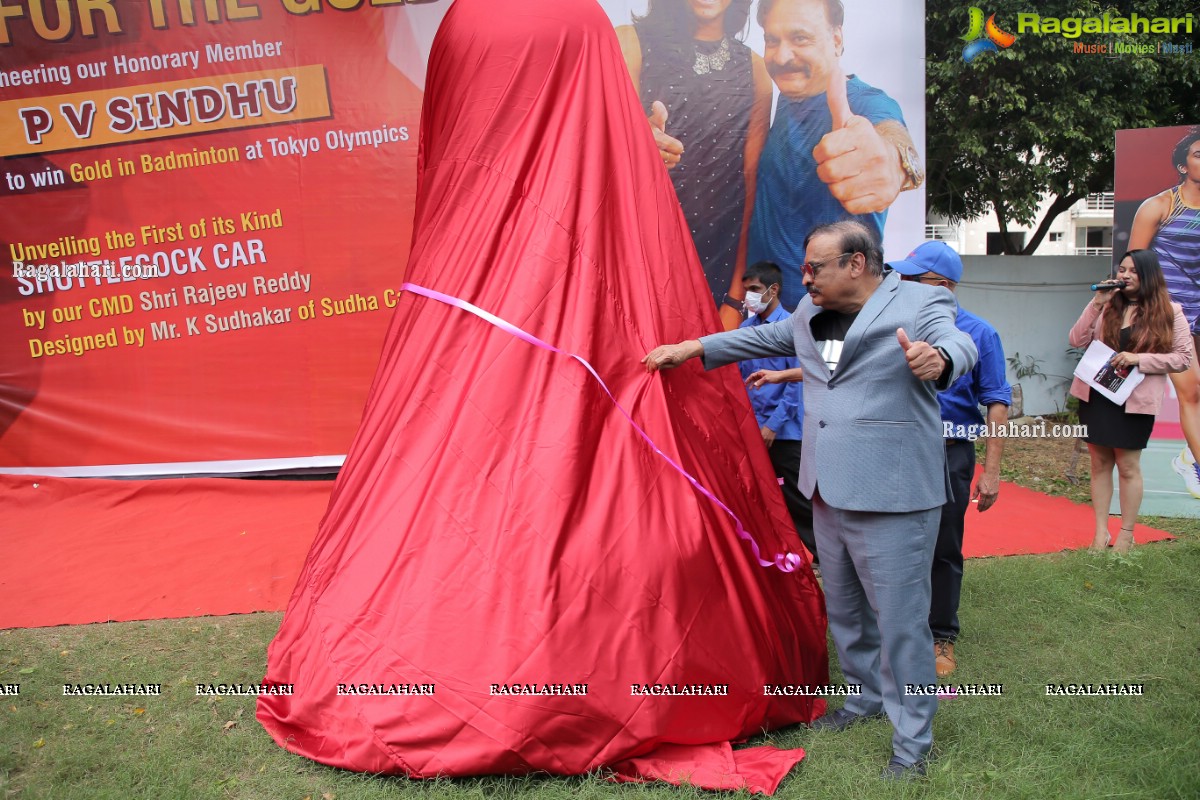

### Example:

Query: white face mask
xmin=744 ymin=290 xmax=769 ymax=315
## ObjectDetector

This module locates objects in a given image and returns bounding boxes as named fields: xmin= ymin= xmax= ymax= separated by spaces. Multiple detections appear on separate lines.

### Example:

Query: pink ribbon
xmin=400 ymin=283 xmax=801 ymax=572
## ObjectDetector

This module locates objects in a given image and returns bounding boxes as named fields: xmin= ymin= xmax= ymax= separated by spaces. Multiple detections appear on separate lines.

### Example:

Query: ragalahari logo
xmin=961 ymin=7 xmax=1017 ymax=62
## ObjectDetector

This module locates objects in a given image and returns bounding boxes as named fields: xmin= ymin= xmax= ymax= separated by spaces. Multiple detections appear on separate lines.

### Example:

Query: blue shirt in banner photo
xmin=748 ymin=76 xmax=905 ymax=311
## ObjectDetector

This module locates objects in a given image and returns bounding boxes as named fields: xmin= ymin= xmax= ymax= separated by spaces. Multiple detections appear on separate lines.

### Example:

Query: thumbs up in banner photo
xmin=812 ymin=66 xmax=921 ymax=216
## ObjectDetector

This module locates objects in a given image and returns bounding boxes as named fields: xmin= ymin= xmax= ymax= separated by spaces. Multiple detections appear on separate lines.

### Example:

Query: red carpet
xmin=0 ymin=471 xmax=1174 ymax=630
xmin=960 ymin=471 xmax=1172 ymax=557
xmin=0 ymin=474 xmax=325 ymax=630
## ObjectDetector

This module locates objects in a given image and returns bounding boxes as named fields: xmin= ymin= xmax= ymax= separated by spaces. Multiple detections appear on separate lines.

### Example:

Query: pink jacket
xmin=1069 ymin=300 xmax=1193 ymax=415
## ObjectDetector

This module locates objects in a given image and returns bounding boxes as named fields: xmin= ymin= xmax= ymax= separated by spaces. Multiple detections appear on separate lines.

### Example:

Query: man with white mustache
xmin=747 ymin=0 xmax=923 ymax=311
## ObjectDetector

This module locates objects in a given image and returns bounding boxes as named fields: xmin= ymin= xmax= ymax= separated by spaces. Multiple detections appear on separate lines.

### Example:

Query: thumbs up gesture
xmin=648 ymin=100 xmax=684 ymax=169
xmin=812 ymin=66 xmax=907 ymax=215
xmin=898 ymin=328 xmax=946 ymax=381
xmin=825 ymin=64 xmax=853 ymax=130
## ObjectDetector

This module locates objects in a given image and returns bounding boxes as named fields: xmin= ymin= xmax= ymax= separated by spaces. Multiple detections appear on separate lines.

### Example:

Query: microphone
xmin=1091 ymin=280 xmax=1128 ymax=291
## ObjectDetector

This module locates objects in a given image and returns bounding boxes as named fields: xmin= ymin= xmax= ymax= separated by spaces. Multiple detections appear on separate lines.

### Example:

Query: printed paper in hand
xmin=1073 ymin=340 xmax=1145 ymax=405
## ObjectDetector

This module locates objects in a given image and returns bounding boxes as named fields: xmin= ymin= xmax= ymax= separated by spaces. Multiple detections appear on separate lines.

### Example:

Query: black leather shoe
xmin=809 ymin=707 xmax=884 ymax=732
xmin=880 ymin=755 xmax=928 ymax=781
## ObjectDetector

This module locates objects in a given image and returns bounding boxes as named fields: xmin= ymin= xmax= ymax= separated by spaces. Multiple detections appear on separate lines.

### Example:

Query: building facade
xmin=927 ymin=193 xmax=1114 ymax=257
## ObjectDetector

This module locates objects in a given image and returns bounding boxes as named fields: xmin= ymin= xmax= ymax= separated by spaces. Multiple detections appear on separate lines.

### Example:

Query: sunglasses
xmin=801 ymin=252 xmax=855 ymax=278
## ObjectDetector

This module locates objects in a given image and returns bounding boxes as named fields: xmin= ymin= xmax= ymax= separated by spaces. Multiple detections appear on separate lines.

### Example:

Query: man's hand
xmin=975 ymin=402 xmax=1007 ymax=513
xmin=971 ymin=472 xmax=1000 ymax=512
xmin=760 ymin=425 xmax=776 ymax=447
xmin=649 ymin=101 xmax=684 ymax=169
xmin=745 ymin=367 xmax=804 ymax=388
xmin=642 ymin=340 xmax=703 ymax=372
xmin=897 ymin=328 xmax=945 ymax=381
xmin=812 ymin=67 xmax=904 ymax=215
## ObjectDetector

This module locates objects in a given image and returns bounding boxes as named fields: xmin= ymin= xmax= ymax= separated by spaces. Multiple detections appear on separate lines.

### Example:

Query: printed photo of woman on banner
xmin=615 ymin=0 xmax=772 ymax=329
xmin=1116 ymin=123 xmax=1200 ymax=508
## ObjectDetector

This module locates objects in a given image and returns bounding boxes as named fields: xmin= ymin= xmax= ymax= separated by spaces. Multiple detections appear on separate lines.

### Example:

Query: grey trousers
xmin=813 ymin=494 xmax=939 ymax=764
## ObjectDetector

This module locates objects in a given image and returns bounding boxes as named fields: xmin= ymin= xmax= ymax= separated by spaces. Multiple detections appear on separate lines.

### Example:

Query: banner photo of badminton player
xmin=0 ymin=0 xmax=924 ymax=475
xmin=0 ymin=1 xmax=452 ymax=475
xmin=1114 ymin=123 xmax=1200 ymax=507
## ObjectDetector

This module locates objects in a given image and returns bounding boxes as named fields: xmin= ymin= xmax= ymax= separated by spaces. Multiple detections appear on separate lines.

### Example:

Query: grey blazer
xmin=700 ymin=271 xmax=977 ymax=513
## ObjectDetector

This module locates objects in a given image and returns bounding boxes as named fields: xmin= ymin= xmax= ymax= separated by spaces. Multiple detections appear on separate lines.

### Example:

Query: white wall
xmin=956 ymin=256 xmax=1111 ymax=416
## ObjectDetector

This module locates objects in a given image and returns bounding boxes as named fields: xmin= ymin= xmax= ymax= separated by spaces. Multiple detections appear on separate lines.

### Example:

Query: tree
xmin=926 ymin=0 xmax=1200 ymax=254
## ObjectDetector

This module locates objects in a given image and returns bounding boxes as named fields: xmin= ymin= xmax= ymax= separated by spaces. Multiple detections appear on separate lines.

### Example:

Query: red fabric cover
xmin=609 ymin=742 xmax=807 ymax=794
xmin=257 ymin=0 xmax=828 ymax=791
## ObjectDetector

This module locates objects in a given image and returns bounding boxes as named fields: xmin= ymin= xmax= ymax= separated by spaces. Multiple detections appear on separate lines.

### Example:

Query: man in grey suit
xmin=642 ymin=220 xmax=976 ymax=781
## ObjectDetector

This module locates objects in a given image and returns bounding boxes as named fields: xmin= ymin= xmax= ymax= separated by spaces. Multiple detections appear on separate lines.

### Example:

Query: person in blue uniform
xmin=890 ymin=241 xmax=1011 ymax=678
xmin=737 ymin=260 xmax=815 ymax=564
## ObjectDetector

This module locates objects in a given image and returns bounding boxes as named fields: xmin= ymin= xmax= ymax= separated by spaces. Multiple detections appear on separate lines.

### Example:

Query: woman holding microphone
xmin=1071 ymin=250 xmax=1193 ymax=553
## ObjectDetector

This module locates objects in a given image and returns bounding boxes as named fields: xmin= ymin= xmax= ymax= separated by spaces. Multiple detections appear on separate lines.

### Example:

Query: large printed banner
xmin=0 ymin=0 xmax=449 ymax=474
xmin=1 ymin=0 xmax=924 ymax=475
xmin=1113 ymin=124 xmax=1200 ymax=455
xmin=1113 ymin=124 xmax=1200 ymax=264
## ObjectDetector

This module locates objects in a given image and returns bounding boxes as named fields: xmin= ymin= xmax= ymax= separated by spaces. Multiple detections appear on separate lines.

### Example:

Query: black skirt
xmin=1078 ymin=393 xmax=1155 ymax=450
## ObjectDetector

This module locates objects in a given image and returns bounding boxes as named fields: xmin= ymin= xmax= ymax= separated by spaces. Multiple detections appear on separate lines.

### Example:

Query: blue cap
xmin=888 ymin=241 xmax=963 ymax=283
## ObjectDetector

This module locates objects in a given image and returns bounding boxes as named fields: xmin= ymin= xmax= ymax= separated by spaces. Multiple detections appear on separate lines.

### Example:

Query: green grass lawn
xmin=3 ymin=505 xmax=1199 ymax=798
